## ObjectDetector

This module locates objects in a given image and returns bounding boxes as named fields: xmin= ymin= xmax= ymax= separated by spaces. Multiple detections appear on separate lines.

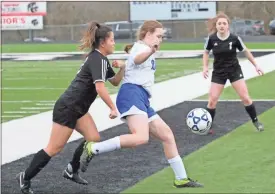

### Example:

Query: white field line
xmin=2 ymin=100 xmax=33 ymax=103
xmin=36 ymin=103 xmax=55 ymax=106
xmin=4 ymin=111 xmax=41 ymax=114
xmin=190 ymin=99 xmax=275 ymax=102
xmin=20 ymin=107 xmax=52 ymax=110
xmin=3 ymin=50 xmax=275 ymax=60
xmin=1 ymin=115 xmax=23 ymax=118
xmin=1 ymin=87 xmax=66 ymax=90
xmin=2 ymin=53 xmax=275 ymax=165
xmin=3 ymin=78 xmax=64 ymax=81
xmin=2 ymin=100 xmax=55 ymax=103
xmin=2 ymin=49 xmax=275 ymax=56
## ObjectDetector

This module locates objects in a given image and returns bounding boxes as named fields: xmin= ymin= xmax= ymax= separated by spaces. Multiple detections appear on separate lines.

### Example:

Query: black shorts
xmin=211 ymin=67 xmax=244 ymax=85
xmin=52 ymin=99 xmax=85 ymax=129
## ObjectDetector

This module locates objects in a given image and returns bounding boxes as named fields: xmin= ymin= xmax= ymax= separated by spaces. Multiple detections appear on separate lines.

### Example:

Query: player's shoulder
xmin=207 ymin=32 xmax=218 ymax=41
xmin=228 ymin=33 xmax=240 ymax=41
xmin=87 ymin=50 xmax=108 ymax=62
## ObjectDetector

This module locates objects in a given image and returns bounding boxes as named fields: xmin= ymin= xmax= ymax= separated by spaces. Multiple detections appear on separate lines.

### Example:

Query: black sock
xmin=69 ymin=140 xmax=86 ymax=173
xmin=24 ymin=149 xmax=51 ymax=181
xmin=206 ymin=107 xmax=216 ymax=121
xmin=245 ymin=103 xmax=258 ymax=122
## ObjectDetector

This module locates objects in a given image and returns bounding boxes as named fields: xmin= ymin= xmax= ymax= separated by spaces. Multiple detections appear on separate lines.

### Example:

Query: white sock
xmin=168 ymin=155 xmax=188 ymax=180
xmin=91 ymin=136 xmax=121 ymax=155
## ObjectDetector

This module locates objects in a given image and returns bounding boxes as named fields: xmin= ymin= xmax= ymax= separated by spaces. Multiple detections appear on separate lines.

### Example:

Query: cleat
xmin=207 ymin=123 xmax=216 ymax=135
xmin=174 ymin=178 xmax=203 ymax=188
xmin=80 ymin=141 xmax=95 ymax=172
xmin=208 ymin=129 xmax=214 ymax=135
xmin=63 ymin=164 xmax=88 ymax=185
xmin=253 ymin=121 xmax=264 ymax=131
xmin=16 ymin=172 xmax=34 ymax=194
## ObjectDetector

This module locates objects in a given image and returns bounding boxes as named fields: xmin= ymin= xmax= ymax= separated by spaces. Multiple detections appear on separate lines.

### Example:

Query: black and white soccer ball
xmin=186 ymin=108 xmax=212 ymax=135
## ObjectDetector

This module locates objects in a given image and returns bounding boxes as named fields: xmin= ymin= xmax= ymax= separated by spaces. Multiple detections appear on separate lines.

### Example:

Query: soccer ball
xmin=186 ymin=108 xmax=212 ymax=135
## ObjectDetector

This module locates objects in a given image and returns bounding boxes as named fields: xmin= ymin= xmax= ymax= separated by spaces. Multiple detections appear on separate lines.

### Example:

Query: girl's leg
xmin=149 ymin=117 xmax=203 ymax=188
xmin=79 ymin=114 xmax=150 ymax=172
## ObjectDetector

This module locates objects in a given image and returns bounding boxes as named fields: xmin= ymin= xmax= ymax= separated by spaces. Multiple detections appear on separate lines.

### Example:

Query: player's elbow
xmin=133 ymin=55 xmax=145 ymax=65
xmin=203 ymin=51 xmax=209 ymax=57
xmin=111 ymin=80 xmax=119 ymax=86
xmin=109 ymin=78 xmax=120 ymax=86
xmin=133 ymin=58 xmax=141 ymax=65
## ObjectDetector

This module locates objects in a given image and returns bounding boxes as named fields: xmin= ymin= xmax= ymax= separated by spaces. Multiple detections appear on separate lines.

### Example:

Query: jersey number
xmin=151 ymin=60 xmax=156 ymax=70
xmin=229 ymin=42 xmax=232 ymax=50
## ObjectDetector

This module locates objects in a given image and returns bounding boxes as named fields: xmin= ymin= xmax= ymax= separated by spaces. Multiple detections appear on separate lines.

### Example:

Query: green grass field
xmin=123 ymin=71 xmax=275 ymax=193
xmin=1 ymin=58 xmax=209 ymax=122
xmin=2 ymin=42 xmax=275 ymax=53
xmin=2 ymin=47 xmax=274 ymax=193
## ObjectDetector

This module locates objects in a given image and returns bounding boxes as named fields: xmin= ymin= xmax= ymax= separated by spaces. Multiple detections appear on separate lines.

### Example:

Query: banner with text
xmin=1 ymin=1 xmax=47 ymax=16
xmin=1 ymin=1 xmax=46 ymax=30
xmin=130 ymin=1 xmax=216 ymax=21
xmin=1 ymin=16 xmax=43 ymax=30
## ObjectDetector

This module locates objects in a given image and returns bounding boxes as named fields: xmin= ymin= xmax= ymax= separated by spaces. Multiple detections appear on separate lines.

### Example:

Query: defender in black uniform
xmin=16 ymin=22 xmax=126 ymax=194
xmin=203 ymin=12 xmax=264 ymax=134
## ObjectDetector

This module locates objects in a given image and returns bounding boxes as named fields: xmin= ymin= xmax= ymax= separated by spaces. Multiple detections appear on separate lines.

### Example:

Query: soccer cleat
xmin=253 ymin=121 xmax=264 ymax=131
xmin=207 ymin=122 xmax=216 ymax=135
xmin=207 ymin=129 xmax=215 ymax=135
xmin=174 ymin=178 xmax=204 ymax=188
xmin=16 ymin=172 xmax=34 ymax=194
xmin=80 ymin=141 xmax=95 ymax=172
xmin=63 ymin=163 xmax=88 ymax=185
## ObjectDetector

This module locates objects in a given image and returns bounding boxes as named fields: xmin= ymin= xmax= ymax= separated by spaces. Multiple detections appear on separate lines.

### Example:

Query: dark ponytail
xmin=79 ymin=22 xmax=99 ymax=51
xmin=79 ymin=21 xmax=112 ymax=51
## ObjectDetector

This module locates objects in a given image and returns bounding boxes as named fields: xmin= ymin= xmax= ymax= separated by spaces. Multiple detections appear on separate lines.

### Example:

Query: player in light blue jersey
xmin=80 ymin=20 xmax=203 ymax=188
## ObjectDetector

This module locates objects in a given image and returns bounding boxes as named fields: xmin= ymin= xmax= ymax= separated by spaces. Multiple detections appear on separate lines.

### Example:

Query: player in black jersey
xmin=203 ymin=12 xmax=264 ymax=134
xmin=16 ymin=21 xmax=126 ymax=194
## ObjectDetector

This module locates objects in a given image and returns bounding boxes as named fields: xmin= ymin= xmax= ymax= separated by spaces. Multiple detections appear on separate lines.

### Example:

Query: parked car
xmin=230 ymin=19 xmax=265 ymax=36
xmin=269 ymin=19 xmax=275 ymax=35
xmin=24 ymin=37 xmax=53 ymax=42
xmin=105 ymin=21 xmax=172 ymax=40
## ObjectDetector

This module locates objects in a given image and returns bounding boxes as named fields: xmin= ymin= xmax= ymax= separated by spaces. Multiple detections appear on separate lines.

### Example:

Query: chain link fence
xmin=2 ymin=20 xmax=210 ymax=43
xmin=2 ymin=19 xmax=270 ymax=43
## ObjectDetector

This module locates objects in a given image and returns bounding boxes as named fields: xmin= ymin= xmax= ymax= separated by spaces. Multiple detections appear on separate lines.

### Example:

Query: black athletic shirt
xmin=59 ymin=50 xmax=115 ymax=114
xmin=204 ymin=33 xmax=246 ymax=73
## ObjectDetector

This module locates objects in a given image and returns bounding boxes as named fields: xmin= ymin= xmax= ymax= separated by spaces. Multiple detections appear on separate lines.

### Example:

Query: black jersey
xmin=204 ymin=33 xmax=246 ymax=73
xmin=59 ymin=50 xmax=115 ymax=114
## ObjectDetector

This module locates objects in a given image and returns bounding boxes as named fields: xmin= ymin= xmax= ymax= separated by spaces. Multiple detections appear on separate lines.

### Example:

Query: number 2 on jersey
xmin=229 ymin=42 xmax=232 ymax=50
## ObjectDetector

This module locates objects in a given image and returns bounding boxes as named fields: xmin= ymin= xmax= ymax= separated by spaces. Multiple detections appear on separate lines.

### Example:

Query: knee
xmin=161 ymin=128 xmax=175 ymax=144
xmin=44 ymin=144 xmax=64 ymax=157
xmin=134 ymin=134 xmax=149 ymax=146
xmin=241 ymin=95 xmax=252 ymax=105
xmin=86 ymin=133 xmax=101 ymax=142
xmin=208 ymin=96 xmax=218 ymax=108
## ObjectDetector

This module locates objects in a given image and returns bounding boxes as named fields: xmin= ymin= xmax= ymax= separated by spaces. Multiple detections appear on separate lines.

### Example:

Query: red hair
xmin=124 ymin=20 xmax=163 ymax=53
xmin=206 ymin=11 xmax=230 ymax=34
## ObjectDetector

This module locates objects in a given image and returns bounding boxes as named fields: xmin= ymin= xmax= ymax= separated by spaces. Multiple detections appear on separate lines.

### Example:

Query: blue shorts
xmin=116 ymin=83 xmax=158 ymax=122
